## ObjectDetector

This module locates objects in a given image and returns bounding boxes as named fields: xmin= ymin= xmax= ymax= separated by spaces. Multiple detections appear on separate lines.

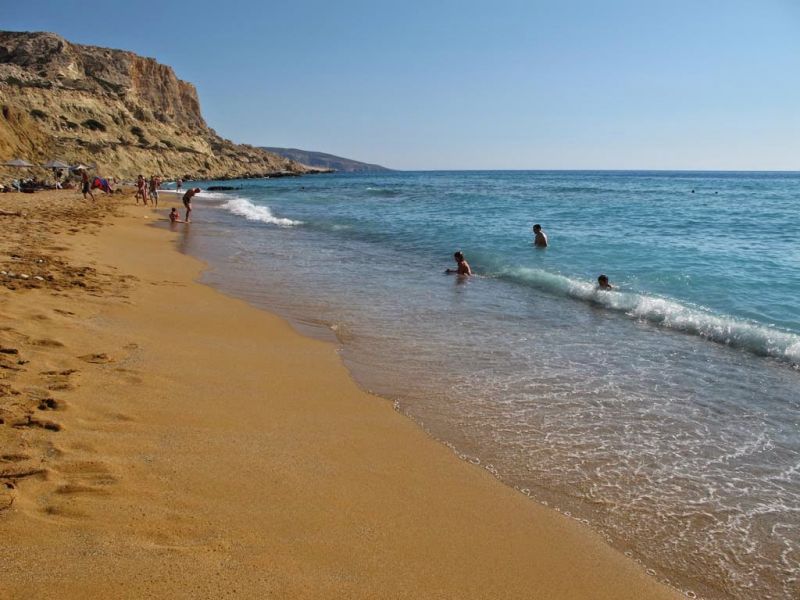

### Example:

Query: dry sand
xmin=0 ymin=189 xmax=681 ymax=599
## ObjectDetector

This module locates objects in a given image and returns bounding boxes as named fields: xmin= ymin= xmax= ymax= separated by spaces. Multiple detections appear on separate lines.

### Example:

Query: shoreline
xmin=0 ymin=190 xmax=681 ymax=599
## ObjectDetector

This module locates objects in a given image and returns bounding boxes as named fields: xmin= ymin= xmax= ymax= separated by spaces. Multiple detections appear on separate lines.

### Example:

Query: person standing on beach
xmin=445 ymin=251 xmax=472 ymax=276
xmin=532 ymin=224 xmax=548 ymax=248
xmin=183 ymin=187 xmax=200 ymax=222
xmin=176 ymin=178 xmax=183 ymax=193
xmin=136 ymin=174 xmax=147 ymax=205
xmin=80 ymin=169 xmax=95 ymax=201
xmin=149 ymin=175 xmax=160 ymax=208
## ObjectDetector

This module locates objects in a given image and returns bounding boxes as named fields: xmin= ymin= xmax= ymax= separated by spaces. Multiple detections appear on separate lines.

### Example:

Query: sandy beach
xmin=0 ymin=189 xmax=681 ymax=599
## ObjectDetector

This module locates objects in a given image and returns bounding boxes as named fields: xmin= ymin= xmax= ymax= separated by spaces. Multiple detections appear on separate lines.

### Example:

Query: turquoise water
xmin=172 ymin=171 xmax=800 ymax=599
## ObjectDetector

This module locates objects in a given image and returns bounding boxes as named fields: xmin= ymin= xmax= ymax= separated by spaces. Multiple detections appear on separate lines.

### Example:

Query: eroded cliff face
xmin=0 ymin=31 xmax=309 ymax=180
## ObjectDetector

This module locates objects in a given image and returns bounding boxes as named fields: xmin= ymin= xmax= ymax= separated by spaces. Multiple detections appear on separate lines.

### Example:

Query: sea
xmin=167 ymin=171 xmax=799 ymax=600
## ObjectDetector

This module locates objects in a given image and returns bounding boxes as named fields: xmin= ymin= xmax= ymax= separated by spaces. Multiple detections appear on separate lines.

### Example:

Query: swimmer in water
xmin=532 ymin=223 xmax=548 ymax=248
xmin=597 ymin=274 xmax=613 ymax=290
xmin=445 ymin=251 xmax=472 ymax=276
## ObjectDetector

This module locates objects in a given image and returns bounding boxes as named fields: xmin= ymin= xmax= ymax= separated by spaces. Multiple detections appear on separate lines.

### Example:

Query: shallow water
xmin=172 ymin=171 xmax=800 ymax=599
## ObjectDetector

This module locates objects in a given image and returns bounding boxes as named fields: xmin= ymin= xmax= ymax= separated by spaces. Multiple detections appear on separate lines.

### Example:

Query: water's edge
xmin=166 ymin=229 xmax=703 ymax=600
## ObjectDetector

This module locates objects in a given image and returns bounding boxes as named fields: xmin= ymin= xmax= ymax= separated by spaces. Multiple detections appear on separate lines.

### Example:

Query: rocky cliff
xmin=0 ymin=31 xmax=315 ymax=181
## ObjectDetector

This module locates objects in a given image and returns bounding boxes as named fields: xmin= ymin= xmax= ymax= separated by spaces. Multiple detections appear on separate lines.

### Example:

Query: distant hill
xmin=261 ymin=147 xmax=392 ymax=173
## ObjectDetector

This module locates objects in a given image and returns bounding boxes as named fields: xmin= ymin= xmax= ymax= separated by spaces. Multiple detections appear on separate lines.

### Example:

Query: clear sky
xmin=3 ymin=0 xmax=800 ymax=170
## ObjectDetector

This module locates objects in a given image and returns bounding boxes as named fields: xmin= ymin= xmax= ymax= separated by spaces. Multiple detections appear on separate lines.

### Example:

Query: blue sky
xmin=4 ymin=0 xmax=800 ymax=170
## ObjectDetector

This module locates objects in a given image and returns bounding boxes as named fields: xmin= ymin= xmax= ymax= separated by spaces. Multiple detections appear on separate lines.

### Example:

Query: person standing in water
xmin=532 ymin=224 xmax=548 ymax=248
xmin=445 ymin=251 xmax=472 ymax=276
xmin=182 ymin=187 xmax=200 ymax=222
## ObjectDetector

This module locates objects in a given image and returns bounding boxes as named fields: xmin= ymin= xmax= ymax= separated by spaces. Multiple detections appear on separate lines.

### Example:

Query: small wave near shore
xmin=215 ymin=194 xmax=303 ymax=227
xmin=495 ymin=265 xmax=800 ymax=364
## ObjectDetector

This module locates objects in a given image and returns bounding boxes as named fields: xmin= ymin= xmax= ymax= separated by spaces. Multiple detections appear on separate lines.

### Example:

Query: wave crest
xmin=495 ymin=266 xmax=800 ymax=363
xmin=220 ymin=197 xmax=302 ymax=227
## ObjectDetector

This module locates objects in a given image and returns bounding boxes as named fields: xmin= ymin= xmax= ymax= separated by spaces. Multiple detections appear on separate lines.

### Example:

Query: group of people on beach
xmin=446 ymin=223 xmax=613 ymax=290
xmin=128 ymin=174 xmax=198 ymax=224
xmin=135 ymin=174 xmax=162 ymax=206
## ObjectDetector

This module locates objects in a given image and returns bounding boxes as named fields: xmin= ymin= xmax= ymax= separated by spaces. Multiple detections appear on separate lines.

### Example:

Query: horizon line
xmin=338 ymin=168 xmax=800 ymax=174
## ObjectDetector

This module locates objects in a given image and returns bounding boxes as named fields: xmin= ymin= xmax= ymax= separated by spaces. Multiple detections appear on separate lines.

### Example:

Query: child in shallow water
xmin=445 ymin=251 xmax=472 ymax=276
xmin=169 ymin=207 xmax=181 ymax=223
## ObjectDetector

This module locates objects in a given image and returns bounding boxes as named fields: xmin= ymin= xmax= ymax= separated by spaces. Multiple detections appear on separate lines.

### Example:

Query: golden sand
xmin=0 ymin=190 xmax=680 ymax=599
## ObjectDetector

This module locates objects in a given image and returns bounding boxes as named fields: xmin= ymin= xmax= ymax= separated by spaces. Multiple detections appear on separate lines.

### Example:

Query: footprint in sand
xmin=0 ymin=453 xmax=32 ymax=462
xmin=0 ymin=354 xmax=24 ymax=372
xmin=53 ymin=461 xmax=119 ymax=497
xmin=78 ymin=353 xmax=114 ymax=364
xmin=113 ymin=367 xmax=143 ymax=385
xmin=27 ymin=386 xmax=67 ymax=408
xmin=38 ymin=368 xmax=79 ymax=392
xmin=0 ymin=382 xmax=21 ymax=397
xmin=31 ymin=338 xmax=65 ymax=348
xmin=11 ymin=416 xmax=62 ymax=432
xmin=37 ymin=397 xmax=63 ymax=411
xmin=42 ymin=504 xmax=87 ymax=519
xmin=0 ymin=465 xmax=46 ymax=480
xmin=0 ymin=481 xmax=16 ymax=511
xmin=55 ymin=483 xmax=111 ymax=495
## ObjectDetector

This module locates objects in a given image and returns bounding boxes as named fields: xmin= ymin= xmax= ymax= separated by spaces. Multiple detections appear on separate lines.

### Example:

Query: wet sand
xmin=0 ymin=189 xmax=680 ymax=599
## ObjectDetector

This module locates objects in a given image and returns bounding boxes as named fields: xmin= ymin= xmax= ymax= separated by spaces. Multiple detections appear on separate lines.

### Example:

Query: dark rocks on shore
xmin=181 ymin=168 xmax=333 ymax=185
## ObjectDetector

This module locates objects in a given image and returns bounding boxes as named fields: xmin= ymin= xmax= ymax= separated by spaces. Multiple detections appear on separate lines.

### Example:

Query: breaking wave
xmin=219 ymin=197 xmax=302 ymax=227
xmin=495 ymin=266 xmax=800 ymax=364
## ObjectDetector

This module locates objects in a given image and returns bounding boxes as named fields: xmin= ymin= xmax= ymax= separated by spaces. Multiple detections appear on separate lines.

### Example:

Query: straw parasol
xmin=3 ymin=158 xmax=34 ymax=168
xmin=41 ymin=159 xmax=70 ymax=169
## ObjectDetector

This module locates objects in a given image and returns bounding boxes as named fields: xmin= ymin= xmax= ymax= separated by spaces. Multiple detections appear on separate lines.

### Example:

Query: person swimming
xmin=597 ymin=274 xmax=613 ymax=289
xmin=532 ymin=224 xmax=548 ymax=248
xmin=445 ymin=251 xmax=472 ymax=276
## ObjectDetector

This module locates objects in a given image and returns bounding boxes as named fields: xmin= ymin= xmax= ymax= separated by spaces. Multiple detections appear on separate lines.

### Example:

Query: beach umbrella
xmin=3 ymin=158 xmax=34 ymax=167
xmin=71 ymin=164 xmax=91 ymax=171
xmin=41 ymin=159 xmax=70 ymax=169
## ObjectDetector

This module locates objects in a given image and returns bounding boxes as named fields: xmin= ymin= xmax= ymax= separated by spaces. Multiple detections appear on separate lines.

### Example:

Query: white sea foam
xmin=497 ymin=266 xmax=800 ymax=363
xmin=219 ymin=196 xmax=302 ymax=227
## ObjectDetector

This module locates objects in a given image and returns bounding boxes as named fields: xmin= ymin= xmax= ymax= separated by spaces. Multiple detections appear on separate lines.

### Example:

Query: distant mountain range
xmin=260 ymin=147 xmax=392 ymax=173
